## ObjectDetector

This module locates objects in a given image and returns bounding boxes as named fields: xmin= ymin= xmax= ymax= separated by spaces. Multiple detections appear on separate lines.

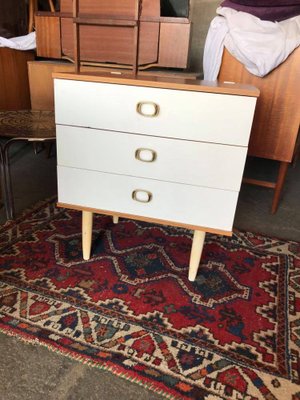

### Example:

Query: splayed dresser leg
xmin=82 ymin=211 xmax=93 ymax=260
xmin=188 ymin=230 xmax=206 ymax=281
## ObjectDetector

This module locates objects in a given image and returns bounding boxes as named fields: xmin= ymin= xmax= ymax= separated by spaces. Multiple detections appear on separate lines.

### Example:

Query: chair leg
xmin=33 ymin=142 xmax=45 ymax=155
xmin=292 ymin=130 xmax=300 ymax=168
xmin=3 ymin=140 xmax=16 ymax=220
xmin=271 ymin=161 xmax=289 ymax=215
xmin=0 ymin=146 xmax=9 ymax=217
xmin=47 ymin=142 xmax=55 ymax=158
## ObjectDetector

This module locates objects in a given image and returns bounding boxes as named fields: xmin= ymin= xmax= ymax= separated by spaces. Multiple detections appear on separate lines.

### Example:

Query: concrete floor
xmin=0 ymin=143 xmax=299 ymax=400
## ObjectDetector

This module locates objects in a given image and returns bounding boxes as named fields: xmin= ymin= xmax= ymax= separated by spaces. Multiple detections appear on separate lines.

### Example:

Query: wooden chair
xmin=28 ymin=0 xmax=55 ymax=33
xmin=0 ymin=110 xmax=55 ymax=220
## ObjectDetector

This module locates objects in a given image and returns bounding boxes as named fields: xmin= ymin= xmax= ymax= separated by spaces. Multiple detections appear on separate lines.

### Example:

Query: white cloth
xmin=0 ymin=32 xmax=36 ymax=50
xmin=203 ymin=7 xmax=300 ymax=80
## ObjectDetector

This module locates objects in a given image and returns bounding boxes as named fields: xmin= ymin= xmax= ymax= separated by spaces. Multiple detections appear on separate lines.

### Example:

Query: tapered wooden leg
xmin=188 ymin=230 xmax=206 ymax=281
xmin=113 ymin=215 xmax=119 ymax=224
xmin=271 ymin=161 xmax=289 ymax=214
xmin=82 ymin=211 xmax=93 ymax=260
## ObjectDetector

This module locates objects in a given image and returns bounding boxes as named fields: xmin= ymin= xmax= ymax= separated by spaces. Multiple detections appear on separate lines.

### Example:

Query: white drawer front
xmin=54 ymin=79 xmax=256 ymax=146
xmin=57 ymin=166 xmax=239 ymax=232
xmin=57 ymin=125 xmax=247 ymax=191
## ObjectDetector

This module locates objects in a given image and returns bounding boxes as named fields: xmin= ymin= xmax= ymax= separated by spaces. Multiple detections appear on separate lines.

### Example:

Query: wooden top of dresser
xmin=52 ymin=72 xmax=260 ymax=97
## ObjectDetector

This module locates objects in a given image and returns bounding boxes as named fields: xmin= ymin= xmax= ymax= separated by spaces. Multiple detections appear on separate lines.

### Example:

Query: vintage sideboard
xmin=53 ymin=73 xmax=259 ymax=281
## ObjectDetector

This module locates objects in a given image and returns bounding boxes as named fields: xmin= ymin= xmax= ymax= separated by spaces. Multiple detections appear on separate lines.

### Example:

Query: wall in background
xmin=0 ymin=0 xmax=28 ymax=38
xmin=189 ymin=0 xmax=221 ymax=75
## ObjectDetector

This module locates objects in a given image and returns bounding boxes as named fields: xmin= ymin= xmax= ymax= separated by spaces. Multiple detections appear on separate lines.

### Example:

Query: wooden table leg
xmin=82 ymin=210 xmax=93 ymax=260
xmin=271 ymin=161 xmax=289 ymax=214
xmin=188 ymin=230 xmax=206 ymax=281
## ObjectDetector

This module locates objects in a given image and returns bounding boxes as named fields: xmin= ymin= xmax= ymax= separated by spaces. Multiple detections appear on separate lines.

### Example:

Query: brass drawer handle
xmin=136 ymin=102 xmax=160 ymax=117
xmin=132 ymin=190 xmax=152 ymax=203
xmin=135 ymin=148 xmax=157 ymax=163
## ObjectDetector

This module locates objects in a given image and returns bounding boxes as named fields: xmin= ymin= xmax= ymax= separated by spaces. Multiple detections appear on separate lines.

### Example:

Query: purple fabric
xmin=221 ymin=0 xmax=300 ymax=21
xmin=230 ymin=0 xmax=300 ymax=5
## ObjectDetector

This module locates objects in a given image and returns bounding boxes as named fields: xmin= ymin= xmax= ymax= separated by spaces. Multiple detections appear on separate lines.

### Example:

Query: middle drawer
xmin=57 ymin=125 xmax=247 ymax=191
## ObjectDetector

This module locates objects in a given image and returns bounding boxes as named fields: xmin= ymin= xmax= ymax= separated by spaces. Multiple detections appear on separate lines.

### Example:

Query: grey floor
xmin=0 ymin=143 xmax=299 ymax=400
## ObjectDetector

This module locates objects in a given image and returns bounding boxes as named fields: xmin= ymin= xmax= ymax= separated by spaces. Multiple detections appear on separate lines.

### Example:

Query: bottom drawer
xmin=57 ymin=166 xmax=239 ymax=233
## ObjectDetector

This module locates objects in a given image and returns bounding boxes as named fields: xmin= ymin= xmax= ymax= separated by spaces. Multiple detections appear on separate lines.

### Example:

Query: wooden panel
xmin=57 ymin=166 xmax=238 ymax=232
xmin=138 ymin=22 xmax=159 ymax=65
xmin=60 ymin=0 xmax=160 ymax=18
xmin=61 ymin=18 xmax=158 ymax=65
xmin=35 ymin=15 xmax=62 ymax=59
xmin=218 ymin=47 xmax=300 ymax=162
xmin=56 ymin=125 xmax=247 ymax=191
xmin=54 ymin=79 xmax=257 ymax=146
xmin=140 ymin=0 xmax=160 ymax=18
xmin=28 ymin=61 xmax=75 ymax=110
xmin=158 ymin=22 xmax=190 ymax=68
xmin=60 ymin=18 xmax=73 ymax=58
xmin=0 ymin=48 xmax=34 ymax=111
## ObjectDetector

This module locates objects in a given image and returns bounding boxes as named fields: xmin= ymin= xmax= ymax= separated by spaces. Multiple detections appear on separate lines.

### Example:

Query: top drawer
xmin=54 ymin=79 xmax=256 ymax=146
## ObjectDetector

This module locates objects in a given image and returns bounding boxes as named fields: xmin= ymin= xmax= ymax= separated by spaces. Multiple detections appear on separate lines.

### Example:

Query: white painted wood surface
xmin=54 ymin=79 xmax=257 ymax=146
xmin=57 ymin=166 xmax=239 ymax=232
xmin=56 ymin=125 xmax=248 ymax=192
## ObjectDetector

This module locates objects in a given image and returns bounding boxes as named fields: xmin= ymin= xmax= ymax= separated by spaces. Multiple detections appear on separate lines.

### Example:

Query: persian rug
xmin=0 ymin=198 xmax=299 ymax=400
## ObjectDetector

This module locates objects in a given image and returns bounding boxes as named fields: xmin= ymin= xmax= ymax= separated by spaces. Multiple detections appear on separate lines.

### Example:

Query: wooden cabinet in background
xmin=218 ymin=47 xmax=300 ymax=213
xmin=0 ymin=48 xmax=35 ymax=111
xmin=35 ymin=0 xmax=191 ymax=70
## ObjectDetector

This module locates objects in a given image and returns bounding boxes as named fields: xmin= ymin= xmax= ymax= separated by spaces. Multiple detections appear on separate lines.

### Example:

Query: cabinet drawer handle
xmin=135 ymin=148 xmax=157 ymax=162
xmin=136 ymin=102 xmax=160 ymax=117
xmin=132 ymin=190 xmax=152 ymax=203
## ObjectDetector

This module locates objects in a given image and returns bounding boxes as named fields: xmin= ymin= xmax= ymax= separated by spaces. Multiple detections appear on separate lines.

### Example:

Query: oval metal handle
xmin=132 ymin=190 xmax=152 ymax=203
xmin=135 ymin=148 xmax=157 ymax=163
xmin=136 ymin=102 xmax=160 ymax=118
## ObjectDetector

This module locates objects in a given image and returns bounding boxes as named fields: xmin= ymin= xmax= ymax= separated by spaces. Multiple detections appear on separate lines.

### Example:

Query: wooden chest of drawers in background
xmin=54 ymin=73 xmax=259 ymax=281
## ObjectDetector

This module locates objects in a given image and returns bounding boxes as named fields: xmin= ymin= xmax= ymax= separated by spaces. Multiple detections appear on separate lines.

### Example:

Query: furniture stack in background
xmin=35 ymin=0 xmax=191 ymax=69
xmin=28 ymin=0 xmax=194 ymax=111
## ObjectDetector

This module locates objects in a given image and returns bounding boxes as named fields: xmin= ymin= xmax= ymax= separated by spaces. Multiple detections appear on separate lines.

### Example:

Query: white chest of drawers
xmin=54 ymin=73 xmax=259 ymax=281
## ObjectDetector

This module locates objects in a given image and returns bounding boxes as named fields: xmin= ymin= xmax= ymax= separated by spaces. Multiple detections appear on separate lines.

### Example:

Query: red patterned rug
xmin=0 ymin=198 xmax=299 ymax=399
